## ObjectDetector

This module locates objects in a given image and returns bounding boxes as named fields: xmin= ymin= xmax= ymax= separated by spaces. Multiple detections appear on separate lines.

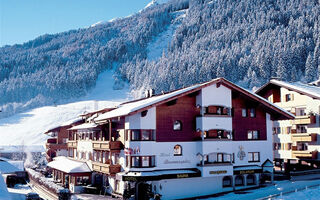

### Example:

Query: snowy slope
xmin=0 ymin=70 xmax=128 ymax=147
xmin=147 ymin=9 xmax=186 ymax=60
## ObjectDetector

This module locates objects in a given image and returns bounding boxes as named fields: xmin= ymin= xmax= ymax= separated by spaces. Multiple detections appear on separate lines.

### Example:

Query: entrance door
xmin=136 ymin=182 xmax=150 ymax=200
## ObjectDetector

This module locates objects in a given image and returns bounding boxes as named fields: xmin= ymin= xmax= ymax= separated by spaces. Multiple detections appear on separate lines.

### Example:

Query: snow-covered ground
xmin=7 ymin=184 xmax=32 ymax=200
xmin=275 ymin=185 xmax=320 ymax=200
xmin=147 ymin=9 xmax=186 ymax=60
xmin=0 ymin=70 xmax=128 ymax=147
xmin=205 ymin=179 xmax=320 ymax=200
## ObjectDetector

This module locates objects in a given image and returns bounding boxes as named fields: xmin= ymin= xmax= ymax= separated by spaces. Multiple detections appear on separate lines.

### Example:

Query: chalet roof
xmin=95 ymin=78 xmax=294 ymax=122
xmin=256 ymin=79 xmax=320 ymax=100
xmin=68 ymin=122 xmax=98 ymax=130
xmin=44 ymin=118 xmax=84 ymax=134
xmin=47 ymin=156 xmax=91 ymax=173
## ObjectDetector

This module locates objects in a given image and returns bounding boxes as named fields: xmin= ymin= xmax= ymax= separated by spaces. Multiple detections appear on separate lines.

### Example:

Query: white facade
xmin=107 ymin=83 xmax=275 ymax=199
xmin=272 ymin=87 xmax=320 ymax=161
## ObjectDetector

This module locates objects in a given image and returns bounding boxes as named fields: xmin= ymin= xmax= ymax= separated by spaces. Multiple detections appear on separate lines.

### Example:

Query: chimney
xmin=149 ymin=89 xmax=155 ymax=97
xmin=145 ymin=90 xmax=150 ymax=98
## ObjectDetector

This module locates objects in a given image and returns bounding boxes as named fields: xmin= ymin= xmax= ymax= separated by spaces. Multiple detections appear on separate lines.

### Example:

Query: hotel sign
xmin=209 ymin=170 xmax=227 ymax=175
xmin=234 ymin=169 xmax=262 ymax=175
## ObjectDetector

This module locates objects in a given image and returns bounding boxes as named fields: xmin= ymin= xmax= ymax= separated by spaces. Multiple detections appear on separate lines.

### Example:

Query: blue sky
xmin=0 ymin=0 xmax=151 ymax=47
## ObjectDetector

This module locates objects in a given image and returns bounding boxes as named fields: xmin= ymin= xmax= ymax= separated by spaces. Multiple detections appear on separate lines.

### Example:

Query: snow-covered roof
xmin=60 ymin=117 xmax=83 ymax=126
xmin=95 ymin=80 xmax=216 ymax=121
xmin=47 ymin=156 xmax=91 ymax=173
xmin=0 ymin=160 xmax=21 ymax=174
xmin=95 ymin=78 xmax=293 ymax=122
xmin=68 ymin=123 xmax=98 ymax=130
xmin=258 ymin=79 xmax=320 ymax=100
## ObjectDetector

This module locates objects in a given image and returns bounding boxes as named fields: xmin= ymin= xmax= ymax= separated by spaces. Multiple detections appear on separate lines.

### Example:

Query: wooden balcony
xmin=67 ymin=140 xmax=77 ymax=148
xmin=291 ymin=133 xmax=317 ymax=142
xmin=291 ymin=115 xmax=316 ymax=125
xmin=292 ymin=150 xmax=318 ymax=159
xmin=92 ymin=140 xmax=122 ymax=150
xmin=92 ymin=162 xmax=121 ymax=174
xmin=46 ymin=143 xmax=67 ymax=150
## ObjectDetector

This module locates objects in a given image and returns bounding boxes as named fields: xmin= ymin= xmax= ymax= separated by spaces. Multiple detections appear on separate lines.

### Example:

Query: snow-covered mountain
xmin=0 ymin=69 xmax=128 ymax=146
xmin=1 ymin=0 xmax=320 ymax=120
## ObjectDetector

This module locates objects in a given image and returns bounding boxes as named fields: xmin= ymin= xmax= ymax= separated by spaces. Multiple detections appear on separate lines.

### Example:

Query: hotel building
xmin=256 ymin=79 xmax=320 ymax=170
xmin=48 ymin=78 xmax=292 ymax=199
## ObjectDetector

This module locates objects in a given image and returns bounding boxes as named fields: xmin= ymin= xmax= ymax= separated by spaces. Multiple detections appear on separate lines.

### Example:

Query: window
xmin=242 ymin=108 xmax=247 ymax=117
xmin=130 ymin=156 xmax=155 ymax=168
xmin=141 ymin=110 xmax=148 ymax=117
xmin=248 ymin=152 xmax=260 ymax=162
xmin=249 ymin=108 xmax=256 ymax=117
xmin=127 ymin=130 xmax=155 ymax=141
xmin=285 ymin=94 xmax=294 ymax=102
xmin=296 ymin=107 xmax=306 ymax=116
xmin=248 ymin=130 xmax=259 ymax=140
xmin=174 ymin=145 xmax=182 ymax=156
xmin=223 ymin=176 xmax=232 ymax=187
xmin=246 ymin=174 xmax=256 ymax=185
xmin=235 ymin=175 xmax=244 ymax=186
xmin=173 ymin=120 xmax=182 ymax=131
xmin=286 ymin=127 xmax=291 ymax=134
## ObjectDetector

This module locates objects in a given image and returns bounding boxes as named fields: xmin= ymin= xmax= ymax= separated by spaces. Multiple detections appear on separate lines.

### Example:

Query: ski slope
xmin=0 ymin=70 xmax=128 ymax=147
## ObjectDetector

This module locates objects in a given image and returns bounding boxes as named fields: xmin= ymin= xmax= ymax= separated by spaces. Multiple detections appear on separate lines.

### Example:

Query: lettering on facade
xmin=177 ymin=174 xmax=189 ymax=178
xmin=159 ymin=153 xmax=170 ymax=157
xmin=237 ymin=145 xmax=246 ymax=160
xmin=209 ymin=170 xmax=227 ymax=175
xmin=123 ymin=176 xmax=138 ymax=182
xmin=239 ymin=170 xmax=255 ymax=174
xmin=163 ymin=159 xmax=191 ymax=164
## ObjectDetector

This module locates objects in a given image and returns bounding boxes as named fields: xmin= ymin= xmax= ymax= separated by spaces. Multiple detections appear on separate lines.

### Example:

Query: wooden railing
xmin=46 ymin=143 xmax=67 ymax=150
xmin=292 ymin=150 xmax=318 ymax=159
xmin=92 ymin=141 xmax=122 ymax=150
xmin=92 ymin=162 xmax=121 ymax=174
xmin=67 ymin=140 xmax=77 ymax=148
xmin=291 ymin=133 xmax=317 ymax=142
xmin=291 ymin=115 xmax=316 ymax=125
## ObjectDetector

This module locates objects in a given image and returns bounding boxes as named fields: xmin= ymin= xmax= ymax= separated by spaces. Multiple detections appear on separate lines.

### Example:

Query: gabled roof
xmin=94 ymin=78 xmax=294 ymax=122
xmin=47 ymin=156 xmax=91 ymax=173
xmin=256 ymin=79 xmax=320 ymax=100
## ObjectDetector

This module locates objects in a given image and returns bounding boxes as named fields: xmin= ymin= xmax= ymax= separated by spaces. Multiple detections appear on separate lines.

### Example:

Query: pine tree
xmin=305 ymin=53 xmax=317 ymax=82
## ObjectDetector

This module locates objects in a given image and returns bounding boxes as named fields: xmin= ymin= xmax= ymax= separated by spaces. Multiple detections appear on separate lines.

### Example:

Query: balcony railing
xmin=291 ymin=133 xmax=317 ymax=142
xmin=67 ymin=140 xmax=77 ymax=148
xmin=292 ymin=150 xmax=318 ymax=159
xmin=92 ymin=140 xmax=122 ymax=150
xmin=46 ymin=143 xmax=67 ymax=150
xmin=291 ymin=115 xmax=316 ymax=125
xmin=92 ymin=162 xmax=121 ymax=174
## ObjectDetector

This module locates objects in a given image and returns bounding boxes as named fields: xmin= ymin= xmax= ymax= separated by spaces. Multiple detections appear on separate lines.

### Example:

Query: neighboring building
xmin=256 ymin=79 xmax=320 ymax=170
xmin=44 ymin=119 xmax=84 ymax=162
xmin=50 ymin=78 xmax=292 ymax=199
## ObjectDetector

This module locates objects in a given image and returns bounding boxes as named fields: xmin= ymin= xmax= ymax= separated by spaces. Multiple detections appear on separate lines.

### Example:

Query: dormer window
xmin=173 ymin=120 xmax=182 ymax=131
